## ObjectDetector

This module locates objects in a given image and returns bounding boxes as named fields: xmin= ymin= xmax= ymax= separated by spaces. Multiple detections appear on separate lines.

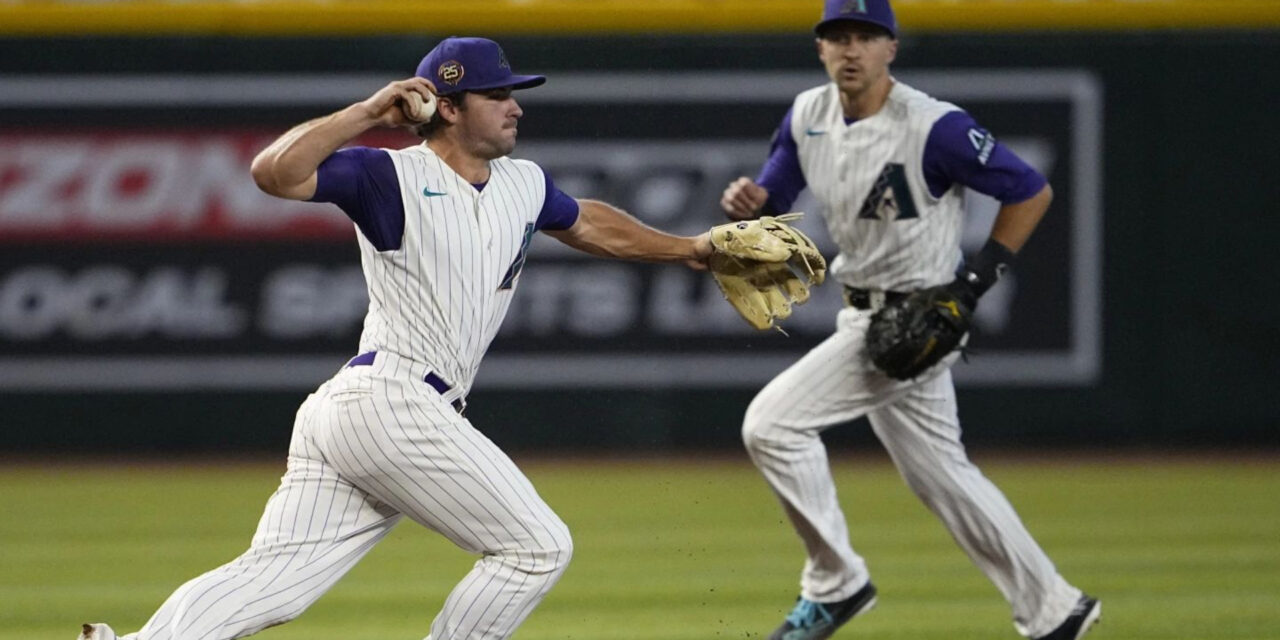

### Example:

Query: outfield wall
xmin=0 ymin=21 xmax=1276 ymax=451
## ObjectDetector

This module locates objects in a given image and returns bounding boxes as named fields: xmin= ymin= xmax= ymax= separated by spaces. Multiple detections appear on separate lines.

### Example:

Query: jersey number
xmin=498 ymin=223 xmax=536 ymax=290
xmin=857 ymin=163 xmax=920 ymax=221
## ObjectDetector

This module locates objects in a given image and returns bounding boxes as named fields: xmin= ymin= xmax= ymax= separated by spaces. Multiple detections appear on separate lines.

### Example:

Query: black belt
xmin=843 ymin=286 xmax=909 ymax=311
xmin=345 ymin=352 xmax=464 ymax=414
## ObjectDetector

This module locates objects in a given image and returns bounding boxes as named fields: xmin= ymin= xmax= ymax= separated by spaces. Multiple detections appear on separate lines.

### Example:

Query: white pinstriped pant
xmin=123 ymin=359 xmax=572 ymax=640
xmin=743 ymin=306 xmax=1081 ymax=638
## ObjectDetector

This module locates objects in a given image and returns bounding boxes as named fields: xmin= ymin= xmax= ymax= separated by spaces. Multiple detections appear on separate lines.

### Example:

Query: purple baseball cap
xmin=815 ymin=0 xmax=898 ymax=39
xmin=415 ymin=37 xmax=546 ymax=94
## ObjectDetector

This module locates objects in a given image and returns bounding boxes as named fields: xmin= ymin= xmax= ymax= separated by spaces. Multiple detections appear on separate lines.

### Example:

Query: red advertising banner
xmin=0 ymin=129 xmax=408 ymax=241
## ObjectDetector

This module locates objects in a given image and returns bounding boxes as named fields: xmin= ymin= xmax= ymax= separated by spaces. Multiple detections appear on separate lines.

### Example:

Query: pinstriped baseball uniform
xmin=114 ymin=143 xmax=580 ymax=640
xmin=743 ymin=80 xmax=1084 ymax=638
xmin=794 ymin=82 xmax=962 ymax=291
xmin=356 ymin=146 xmax=551 ymax=399
xmin=73 ymin=37 xmax=590 ymax=640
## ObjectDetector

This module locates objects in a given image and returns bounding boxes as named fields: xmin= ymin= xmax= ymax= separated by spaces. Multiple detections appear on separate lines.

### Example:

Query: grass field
xmin=3 ymin=453 xmax=1278 ymax=640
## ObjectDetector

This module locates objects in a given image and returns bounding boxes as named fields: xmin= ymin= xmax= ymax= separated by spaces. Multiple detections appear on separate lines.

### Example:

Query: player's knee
xmin=512 ymin=519 xmax=574 ymax=575
xmin=910 ymin=456 xmax=978 ymax=498
xmin=541 ymin=523 xmax=574 ymax=573
xmin=742 ymin=397 xmax=785 ymax=453
xmin=506 ymin=540 xmax=573 ymax=577
xmin=549 ymin=533 xmax=574 ymax=573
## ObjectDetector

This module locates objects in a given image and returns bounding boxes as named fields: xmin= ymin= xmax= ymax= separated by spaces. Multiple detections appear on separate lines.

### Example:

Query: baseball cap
xmin=815 ymin=0 xmax=897 ymax=39
xmin=415 ymin=37 xmax=546 ymax=95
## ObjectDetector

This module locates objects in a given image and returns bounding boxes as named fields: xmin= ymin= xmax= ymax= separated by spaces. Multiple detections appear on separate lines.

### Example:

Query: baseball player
xmin=720 ymin=2 xmax=1101 ymax=639
xmin=77 ymin=36 xmax=712 ymax=640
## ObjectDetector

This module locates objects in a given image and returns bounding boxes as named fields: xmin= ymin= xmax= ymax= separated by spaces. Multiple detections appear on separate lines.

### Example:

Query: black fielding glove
xmin=865 ymin=239 xmax=1015 ymax=380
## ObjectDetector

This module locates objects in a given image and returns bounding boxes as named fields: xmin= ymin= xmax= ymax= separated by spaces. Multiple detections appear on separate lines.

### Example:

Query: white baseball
xmin=402 ymin=91 xmax=437 ymax=123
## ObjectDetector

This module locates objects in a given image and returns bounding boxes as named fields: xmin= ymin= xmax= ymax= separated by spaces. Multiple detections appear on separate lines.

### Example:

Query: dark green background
xmin=1 ymin=31 xmax=1275 ymax=452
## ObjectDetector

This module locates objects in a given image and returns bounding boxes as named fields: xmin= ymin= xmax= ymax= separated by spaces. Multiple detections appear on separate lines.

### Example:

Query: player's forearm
xmin=557 ymin=200 xmax=707 ymax=263
xmin=987 ymin=183 xmax=1052 ymax=253
xmin=251 ymin=104 xmax=380 ymax=199
xmin=955 ymin=183 xmax=1053 ymax=300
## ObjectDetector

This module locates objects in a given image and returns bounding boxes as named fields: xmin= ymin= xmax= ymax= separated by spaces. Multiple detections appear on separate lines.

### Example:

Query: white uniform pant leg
xmin=866 ymin=373 xmax=1082 ymax=638
xmin=319 ymin=372 xmax=573 ymax=640
xmin=126 ymin=391 xmax=401 ymax=640
xmin=742 ymin=307 xmax=913 ymax=602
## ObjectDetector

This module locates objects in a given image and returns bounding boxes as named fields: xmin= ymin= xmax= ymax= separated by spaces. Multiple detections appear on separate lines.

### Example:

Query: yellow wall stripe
xmin=1 ymin=0 xmax=1278 ymax=36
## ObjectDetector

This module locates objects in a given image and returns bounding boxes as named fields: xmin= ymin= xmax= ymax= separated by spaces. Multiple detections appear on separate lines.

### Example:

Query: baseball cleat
xmin=78 ymin=623 xmax=118 ymax=640
xmin=768 ymin=581 xmax=878 ymax=640
xmin=1035 ymin=595 xmax=1101 ymax=640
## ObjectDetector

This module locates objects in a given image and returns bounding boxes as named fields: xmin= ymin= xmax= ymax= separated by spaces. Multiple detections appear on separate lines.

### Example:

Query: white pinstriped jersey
xmin=356 ymin=145 xmax=546 ymax=396
xmin=792 ymin=80 xmax=963 ymax=291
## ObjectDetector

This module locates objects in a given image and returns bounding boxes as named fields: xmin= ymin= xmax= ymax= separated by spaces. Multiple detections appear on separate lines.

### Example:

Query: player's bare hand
xmin=358 ymin=78 xmax=439 ymax=129
xmin=721 ymin=177 xmax=769 ymax=220
xmin=685 ymin=231 xmax=713 ymax=270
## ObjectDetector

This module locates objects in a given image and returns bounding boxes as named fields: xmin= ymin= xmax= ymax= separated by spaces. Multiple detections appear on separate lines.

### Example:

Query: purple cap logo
xmin=816 ymin=0 xmax=897 ymax=38
xmin=415 ymin=37 xmax=545 ymax=95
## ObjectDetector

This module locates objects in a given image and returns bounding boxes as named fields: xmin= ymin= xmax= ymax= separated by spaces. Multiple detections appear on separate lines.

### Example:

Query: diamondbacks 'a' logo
xmin=438 ymin=61 xmax=465 ymax=86
xmin=498 ymin=223 xmax=536 ymax=290
xmin=858 ymin=163 xmax=919 ymax=221
xmin=841 ymin=0 xmax=868 ymax=14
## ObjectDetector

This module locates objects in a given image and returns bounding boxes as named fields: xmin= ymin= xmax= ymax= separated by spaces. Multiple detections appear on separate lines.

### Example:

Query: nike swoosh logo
xmin=422 ymin=188 xmax=449 ymax=197
xmin=805 ymin=128 xmax=827 ymax=136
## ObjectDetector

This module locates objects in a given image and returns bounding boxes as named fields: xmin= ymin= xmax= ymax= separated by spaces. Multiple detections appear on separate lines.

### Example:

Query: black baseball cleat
xmin=1035 ymin=595 xmax=1102 ymax=640
xmin=768 ymin=581 xmax=878 ymax=640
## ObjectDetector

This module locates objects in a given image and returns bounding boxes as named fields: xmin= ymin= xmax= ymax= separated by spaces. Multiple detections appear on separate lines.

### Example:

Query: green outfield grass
xmin=3 ymin=453 xmax=1278 ymax=640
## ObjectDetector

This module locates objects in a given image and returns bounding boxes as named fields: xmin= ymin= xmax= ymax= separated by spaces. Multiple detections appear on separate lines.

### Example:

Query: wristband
xmin=958 ymin=239 xmax=1016 ymax=298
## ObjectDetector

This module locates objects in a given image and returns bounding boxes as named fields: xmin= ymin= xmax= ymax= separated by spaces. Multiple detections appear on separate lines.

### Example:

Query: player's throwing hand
xmin=721 ymin=176 xmax=770 ymax=220
xmin=357 ymin=77 xmax=439 ymax=129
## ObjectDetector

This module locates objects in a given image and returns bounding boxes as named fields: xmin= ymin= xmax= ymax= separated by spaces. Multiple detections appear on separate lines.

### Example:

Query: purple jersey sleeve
xmin=922 ymin=110 xmax=1047 ymax=203
xmin=310 ymin=147 xmax=405 ymax=251
xmin=535 ymin=171 xmax=580 ymax=231
xmin=755 ymin=108 xmax=808 ymax=215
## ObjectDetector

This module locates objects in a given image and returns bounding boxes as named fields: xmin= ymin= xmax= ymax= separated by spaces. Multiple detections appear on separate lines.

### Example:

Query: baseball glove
xmin=864 ymin=281 xmax=975 ymax=380
xmin=708 ymin=213 xmax=826 ymax=331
